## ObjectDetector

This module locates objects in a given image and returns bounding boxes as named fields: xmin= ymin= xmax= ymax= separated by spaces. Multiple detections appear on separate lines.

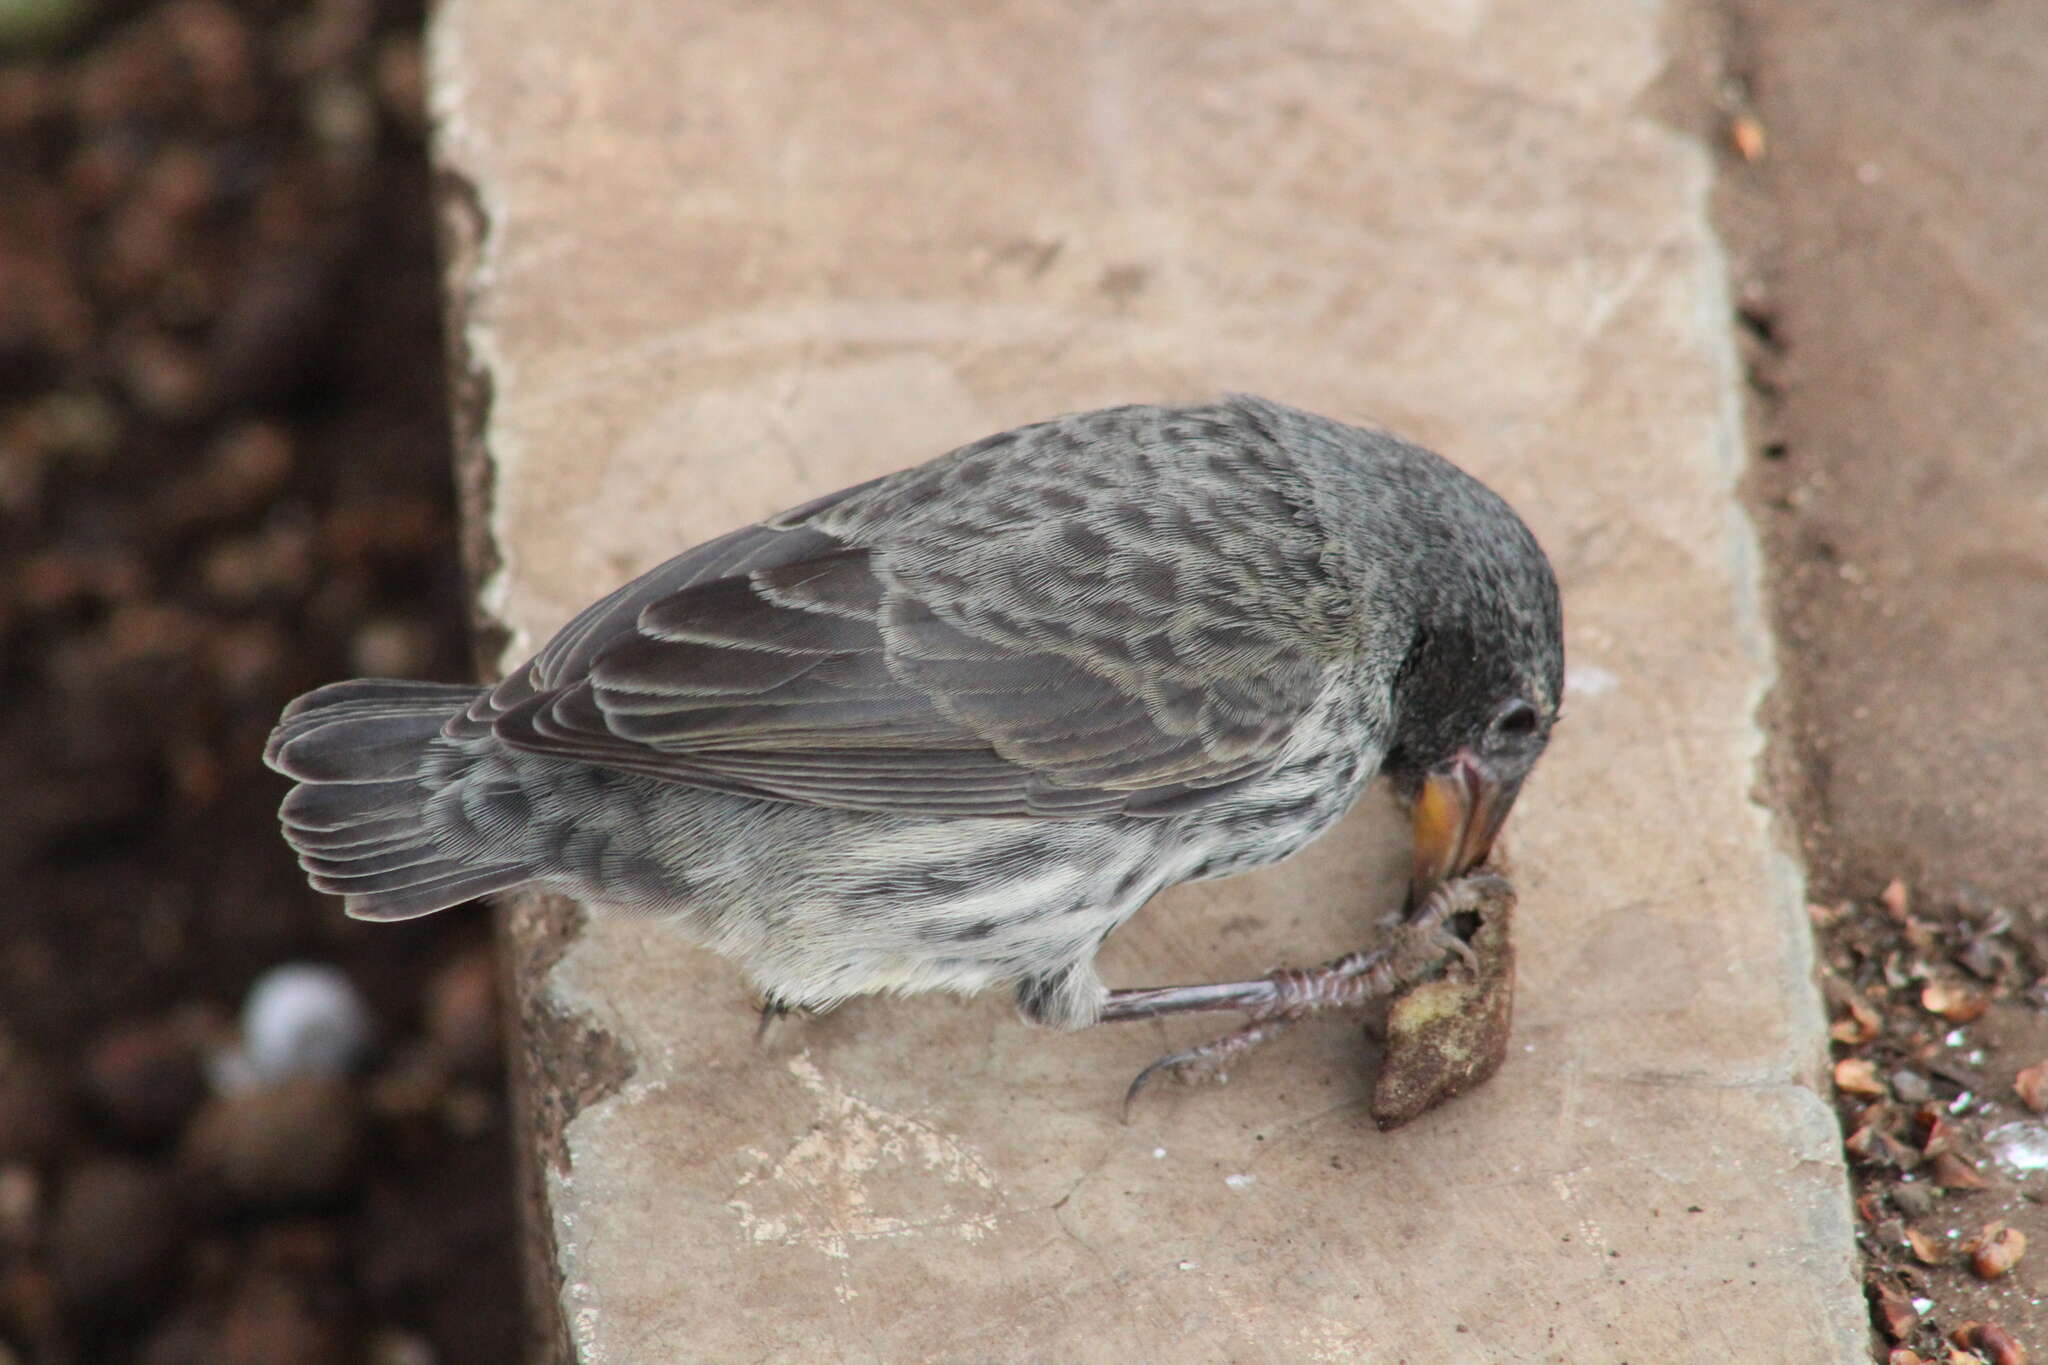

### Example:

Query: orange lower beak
xmin=1409 ymin=752 xmax=1522 ymax=909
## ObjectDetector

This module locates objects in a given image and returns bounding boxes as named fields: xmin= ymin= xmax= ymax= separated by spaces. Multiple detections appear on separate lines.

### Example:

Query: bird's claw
xmin=1121 ymin=1016 xmax=1299 ymax=1120
xmin=755 ymin=996 xmax=803 ymax=1048
xmin=1395 ymin=912 xmax=1480 ymax=977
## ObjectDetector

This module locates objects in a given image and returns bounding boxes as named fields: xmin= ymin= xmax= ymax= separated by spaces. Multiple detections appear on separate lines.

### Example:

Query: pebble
xmin=200 ymin=524 xmax=313 ymax=603
xmin=47 ymin=1158 xmax=184 ymax=1307
xmin=365 ymin=1041 xmax=447 ymax=1122
xmin=1984 ymin=1120 xmax=2048 ymax=1177
xmin=1891 ymin=1178 xmax=1935 ymax=1219
xmin=115 ymin=328 xmax=209 ymax=420
xmin=181 ymin=1078 xmax=363 ymax=1209
xmin=212 ymin=962 xmax=371 ymax=1093
xmin=0 ymin=1166 xmax=41 ymax=1249
xmin=367 ymin=1328 xmax=437 ymax=1365
xmin=0 ymin=1266 xmax=58 ymax=1357
xmin=1890 ymin=1069 xmax=1931 ymax=1104
xmin=426 ymin=948 xmax=500 ymax=1075
xmin=214 ymin=1270 xmax=349 ymax=1365
xmin=348 ymin=617 xmax=433 ymax=678
xmin=84 ymin=1016 xmax=207 ymax=1142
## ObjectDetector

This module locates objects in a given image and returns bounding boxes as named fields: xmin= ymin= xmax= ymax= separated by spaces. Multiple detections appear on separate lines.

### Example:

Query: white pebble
xmin=1986 ymin=1120 xmax=2048 ymax=1176
xmin=212 ymin=963 xmax=372 ymax=1092
xmin=1224 ymin=1173 xmax=1255 ymax=1190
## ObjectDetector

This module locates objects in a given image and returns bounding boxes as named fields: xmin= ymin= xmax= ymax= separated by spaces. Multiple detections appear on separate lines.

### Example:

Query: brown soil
xmin=1689 ymin=0 xmax=2048 ymax=1358
xmin=0 ymin=2 xmax=521 ymax=1360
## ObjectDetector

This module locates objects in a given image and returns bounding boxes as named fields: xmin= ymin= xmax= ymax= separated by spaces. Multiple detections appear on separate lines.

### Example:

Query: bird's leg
xmin=1104 ymin=873 xmax=1511 ymax=1112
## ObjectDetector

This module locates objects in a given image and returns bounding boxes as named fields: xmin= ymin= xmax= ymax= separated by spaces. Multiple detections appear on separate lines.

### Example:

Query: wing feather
xmin=482 ymin=402 xmax=1352 ymax=817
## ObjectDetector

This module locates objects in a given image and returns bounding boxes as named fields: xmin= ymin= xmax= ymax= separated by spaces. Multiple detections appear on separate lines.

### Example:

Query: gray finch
xmin=265 ymin=396 xmax=1563 ymax=1033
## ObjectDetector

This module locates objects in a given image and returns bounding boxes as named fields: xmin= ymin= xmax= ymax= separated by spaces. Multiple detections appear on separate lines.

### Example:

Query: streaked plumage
xmin=266 ymin=396 xmax=1562 ymax=1031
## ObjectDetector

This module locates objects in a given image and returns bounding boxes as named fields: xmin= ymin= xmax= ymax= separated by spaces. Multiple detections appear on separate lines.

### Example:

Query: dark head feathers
xmin=1224 ymin=396 xmax=1564 ymax=797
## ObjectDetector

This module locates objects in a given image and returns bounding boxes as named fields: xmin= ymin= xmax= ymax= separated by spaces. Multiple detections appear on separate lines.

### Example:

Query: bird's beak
xmin=1409 ymin=751 xmax=1523 ymax=908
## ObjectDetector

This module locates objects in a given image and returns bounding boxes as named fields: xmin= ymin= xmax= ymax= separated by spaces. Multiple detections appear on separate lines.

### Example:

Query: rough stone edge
xmin=1644 ymin=0 xmax=1867 ymax=1351
xmin=425 ymin=20 xmax=636 ymax=1365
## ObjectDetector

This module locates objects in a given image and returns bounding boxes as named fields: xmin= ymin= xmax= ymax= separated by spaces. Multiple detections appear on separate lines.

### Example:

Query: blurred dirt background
xmin=0 ymin=1 xmax=520 ymax=1361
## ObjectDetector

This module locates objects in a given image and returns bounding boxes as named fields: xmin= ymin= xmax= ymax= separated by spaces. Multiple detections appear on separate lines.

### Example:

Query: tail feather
xmin=270 ymin=709 xmax=458 ymax=784
xmin=339 ymin=866 xmax=530 ymax=923
xmin=298 ymin=841 xmax=466 ymax=883
xmin=281 ymin=812 xmax=424 ymax=852
xmin=278 ymin=677 xmax=484 ymax=720
xmin=268 ymin=679 xmax=532 ymax=921
xmin=279 ymin=779 xmax=422 ymax=832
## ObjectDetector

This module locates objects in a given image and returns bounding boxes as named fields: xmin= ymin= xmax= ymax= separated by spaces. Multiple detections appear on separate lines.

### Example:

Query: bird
xmin=265 ymin=395 xmax=1563 ymax=1088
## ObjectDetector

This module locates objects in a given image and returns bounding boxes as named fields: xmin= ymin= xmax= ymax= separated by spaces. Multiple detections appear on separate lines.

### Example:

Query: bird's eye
xmin=1492 ymin=699 xmax=1540 ymax=740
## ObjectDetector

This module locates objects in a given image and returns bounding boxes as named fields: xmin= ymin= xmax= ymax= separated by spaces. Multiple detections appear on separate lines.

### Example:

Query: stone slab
xmin=427 ymin=1 xmax=1866 ymax=1359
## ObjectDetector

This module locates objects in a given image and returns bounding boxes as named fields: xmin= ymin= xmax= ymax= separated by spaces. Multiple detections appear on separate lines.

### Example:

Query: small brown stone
xmin=1906 ymin=1225 xmax=1949 ymax=1265
xmin=1967 ymin=1221 xmax=2025 ymax=1280
xmin=181 ymin=1079 xmax=363 ymax=1209
xmin=116 ymin=328 xmax=210 ymax=419
xmin=366 ymin=1328 xmax=437 ymax=1365
xmin=366 ymin=1042 xmax=447 ymax=1122
xmin=1371 ymin=878 xmax=1516 ymax=1131
xmin=1930 ymin=1150 xmax=1990 ymax=1191
xmin=2013 ymin=1060 xmax=2048 ymax=1114
xmin=1921 ymin=981 xmax=1987 ymax=1024
xmin=203 ymin=522 xmax=315 ymax=603
xmin=0 ymin=1265 xmax=59 ymax=1357
xmin=215 ymin=1270 xmax=350 ymax=1365
xmin=209 ymin=421 xmax=294 ymax=506
xmin=1830 ymin=994 xmax=1881 ymax=1045
xmin=1729 ymin=113 xmax=1766 ymax=162
xmin=1846 ymin=1123 xmax=1910 ymax=1168
xmin=427 ymin=947 xmax=501 ymax=1075
xmin=47 ymin=1158 xmax=185 ymax=1307
xmin=84 ymin=1017 xmax=208 ymax=1142
xmin=1952 ymin=1321 xmax=2027 ymax=1365
xmin=0 ymin=1166 xmax=40 ymax=1250
xmin=1834 ymin=1057 xmax=1886 ymax=1098
xmin=372 ymin=35 xmax=425 ymax=134
xmin=1871 ymin=1277 xmax=1919 ymax=1341
xmin=348 ymin=616 xmax=432 ymax=677
xmin=1916 ymin=1105 xmax=1957 ymax=1157
xmin=1879 ymin=879 xmax=1911 ymax=921
xmin=1892 ymin=1178 xmax=1935 ymax=1218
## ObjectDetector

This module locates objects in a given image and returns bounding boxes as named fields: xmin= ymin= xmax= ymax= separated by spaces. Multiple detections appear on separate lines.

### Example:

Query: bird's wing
xmin=475 ymin=405 xmax=1350 ymax=818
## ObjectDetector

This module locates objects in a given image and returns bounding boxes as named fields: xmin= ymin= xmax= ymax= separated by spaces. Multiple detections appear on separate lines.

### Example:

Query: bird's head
xmin=1378 ymin=483 xmax=1564 ymax=909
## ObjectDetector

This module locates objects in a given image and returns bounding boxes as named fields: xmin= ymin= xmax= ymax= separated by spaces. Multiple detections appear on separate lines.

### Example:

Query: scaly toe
xmin=1121 ymin=1015 xmax=1298 ymax=1120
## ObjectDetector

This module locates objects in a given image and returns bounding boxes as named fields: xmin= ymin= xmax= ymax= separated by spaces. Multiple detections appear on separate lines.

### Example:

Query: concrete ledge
xmin=428 ymin=1 xmax=1865 ymax=1358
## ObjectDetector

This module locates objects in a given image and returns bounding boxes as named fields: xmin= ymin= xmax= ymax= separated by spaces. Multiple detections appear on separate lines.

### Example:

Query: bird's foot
xmin=754 ymin=994 xmax=811 ymax=1048
xmin=1104 ymin=873 xmax=1510 ymax=1115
